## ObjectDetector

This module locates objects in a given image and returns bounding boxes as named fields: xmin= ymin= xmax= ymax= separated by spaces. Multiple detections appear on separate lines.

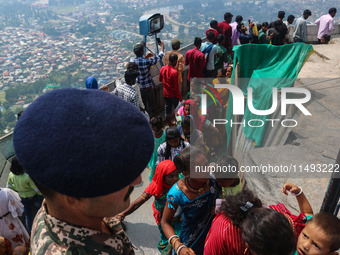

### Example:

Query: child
xmin=148 ymin=116 xmax=166 ymax=181
xmin=178 ymin=115 xmax=205 ymax=150
xmin=7 ymin=156 xmax=42 ymax=233
xmin=295 ymin=212 xmax=340 ymax=255
xmin=156 ymin=127 xmax=189 ymax=166
xmin=214 ymin=155 xmax=243 ymax=196
xmin=226 ymin=65 xmax=233 ymax=82
xmin=159 ymin=53 xmax=182 ymax=127
xmin=211 ymin=155 xmax=243 ymax=214
xmin=282 ymin=183 xmax=340 ymax=255
xmin=117 ymin=160 xmax=180 ymax=254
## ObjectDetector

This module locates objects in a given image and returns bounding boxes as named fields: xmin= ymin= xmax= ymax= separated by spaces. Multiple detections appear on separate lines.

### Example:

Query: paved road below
xmin=125 ymin=168 xmax=160 ymax=255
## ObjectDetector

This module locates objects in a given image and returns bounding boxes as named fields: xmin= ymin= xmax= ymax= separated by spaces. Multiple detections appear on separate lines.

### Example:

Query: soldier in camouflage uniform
xmin=12 ymin=88 xmax=155 ymax=255
xmin=31 ymin=203 xmax=135 ymax=254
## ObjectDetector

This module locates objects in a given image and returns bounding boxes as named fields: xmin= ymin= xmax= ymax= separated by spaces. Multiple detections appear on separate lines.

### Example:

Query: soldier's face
xmin=80 ymin=176 xmax=142 ymax=217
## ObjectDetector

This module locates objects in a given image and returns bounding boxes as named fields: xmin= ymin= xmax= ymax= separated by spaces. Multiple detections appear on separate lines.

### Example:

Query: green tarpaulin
xmin=226 ymin=43 xmax=314 ymax=147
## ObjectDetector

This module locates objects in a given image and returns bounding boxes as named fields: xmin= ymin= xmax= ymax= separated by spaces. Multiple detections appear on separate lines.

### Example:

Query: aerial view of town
xmin=0 ymin=0 xmax=339 ymax=135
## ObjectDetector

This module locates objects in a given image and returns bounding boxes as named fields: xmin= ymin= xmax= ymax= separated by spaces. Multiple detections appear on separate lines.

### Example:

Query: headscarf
xmin=184 ymin=99 xmax=206 ymax=131
xmin=144 ymin=160 xmax=176 ymax=199
xmin=85 ymin=77 xmax=98 ymax=89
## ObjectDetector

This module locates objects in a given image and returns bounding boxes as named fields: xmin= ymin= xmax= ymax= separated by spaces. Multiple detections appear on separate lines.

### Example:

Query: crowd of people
xmin=0 ymin=7 xmax=339 ymax=255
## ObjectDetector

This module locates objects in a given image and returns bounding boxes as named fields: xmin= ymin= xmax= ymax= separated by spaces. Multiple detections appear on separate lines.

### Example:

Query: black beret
xmin=13 ymin=88 xmax=154 ymax=198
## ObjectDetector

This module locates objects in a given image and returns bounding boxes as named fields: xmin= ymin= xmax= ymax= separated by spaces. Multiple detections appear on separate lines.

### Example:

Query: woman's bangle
xmin=172 ymin=238 xmax=180 ymax=248
xmin=168 ymin=235 xmax=179 ymax=244
xmin=173 ymin=240 xmax=181 ymax=251
xmin=292 ymin=187 xmax=303 ymax=197
xmin=140 ymin=195 xmax=146 ymax=200
xmin=177 ymin=244 xmax=187 ymax=255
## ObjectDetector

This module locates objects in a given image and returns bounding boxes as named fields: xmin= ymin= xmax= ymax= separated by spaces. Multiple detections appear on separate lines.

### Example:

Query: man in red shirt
xmin=159 ymin=53 xmax=182 ymax=126
xmin=218 ymin=12 xmax=233 ymax=53
xmin=206 ymin=20 xmax=219 ymax=44
xmin=185 ymin=37 xmax=206 ymax=84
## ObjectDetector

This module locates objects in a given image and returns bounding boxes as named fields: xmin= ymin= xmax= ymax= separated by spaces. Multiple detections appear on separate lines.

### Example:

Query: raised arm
xmin=118 ymin=192 xmax=151 ymax=221
xmin=315 ymin=18 xmax=320 ymax=25
xmin=281 ymin=183 xmax=313 ymax=216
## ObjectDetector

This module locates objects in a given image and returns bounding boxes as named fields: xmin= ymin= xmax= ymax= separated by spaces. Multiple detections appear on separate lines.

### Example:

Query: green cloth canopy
xmin=226 ymin=43 xmax=314 ymax=147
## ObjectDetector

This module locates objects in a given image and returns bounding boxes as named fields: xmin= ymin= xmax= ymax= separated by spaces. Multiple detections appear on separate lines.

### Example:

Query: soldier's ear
xmin=64 ymin=194 xmax=83 ymax=206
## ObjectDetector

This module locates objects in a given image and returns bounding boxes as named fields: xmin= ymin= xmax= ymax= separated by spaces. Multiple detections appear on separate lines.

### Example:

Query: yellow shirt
xmin=164 ymin=50 xmax=184 ymax=84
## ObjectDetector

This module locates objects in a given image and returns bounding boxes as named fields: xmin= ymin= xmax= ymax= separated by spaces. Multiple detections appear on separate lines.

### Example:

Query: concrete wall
xmin=306 ymin=24 xmax=340 ymax=43
xmin=0 ymin=133 xmax=15 ymax=186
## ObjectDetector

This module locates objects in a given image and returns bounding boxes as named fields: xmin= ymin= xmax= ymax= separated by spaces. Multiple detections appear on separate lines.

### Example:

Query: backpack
xmin=202 ymin=43 xmax=214 ymax=56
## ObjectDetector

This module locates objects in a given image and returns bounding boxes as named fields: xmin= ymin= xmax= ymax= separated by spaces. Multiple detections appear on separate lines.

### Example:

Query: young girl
xmin=212 ymin=155 xmax=243 ymax=198
xmin=204 ymin=183 xmax=314 ymax=255
xmin=178 ymin=115 xmax=205 ymax=152
xmin=204 ymin=189 xmax=296 ymax=255
xmin=183 ymin=99 xmax=218 ymax=134
xmin=156 ymin=127 xmax=189 ymax=166
xmin=7 ymin=156 xmax=42 ymax=233
xmin=161 ymin=146 xmax=220 ymax=255
xmin=117 ymin=160 xmax=180 ymax=254
xmin=148 ymin=116 xmax=166 ymax=181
